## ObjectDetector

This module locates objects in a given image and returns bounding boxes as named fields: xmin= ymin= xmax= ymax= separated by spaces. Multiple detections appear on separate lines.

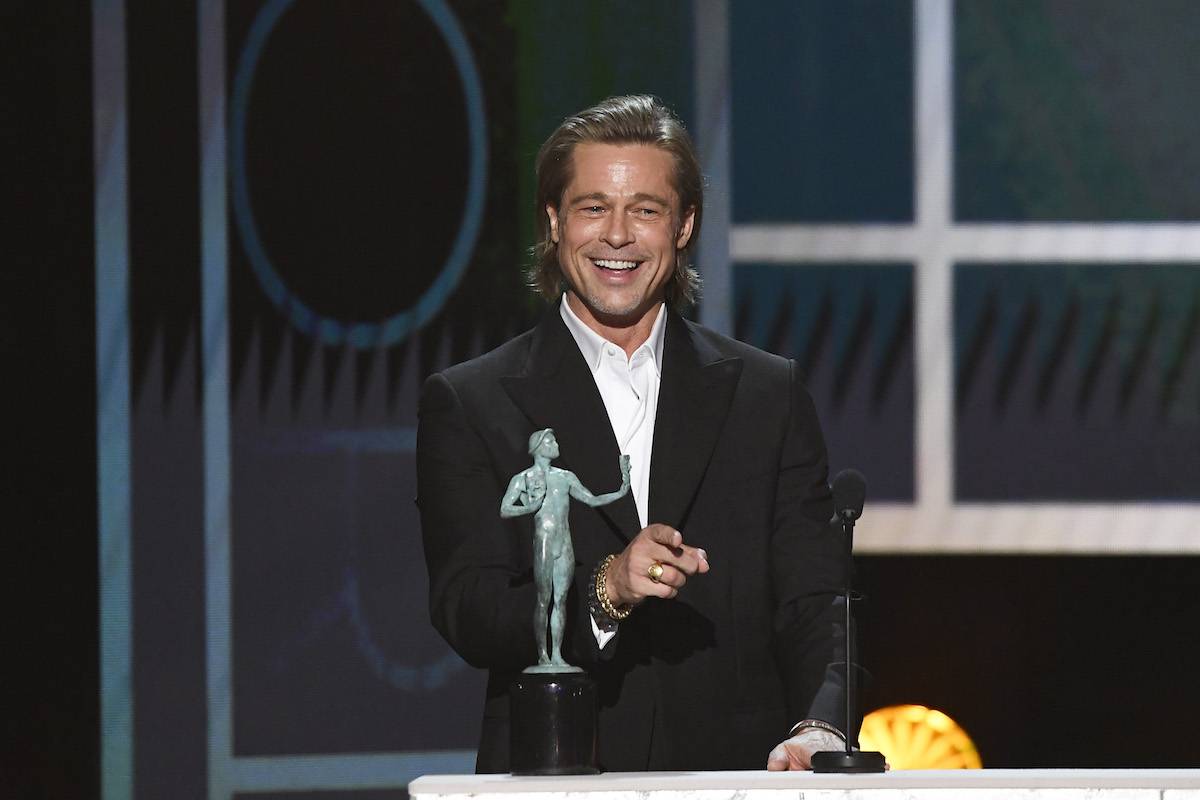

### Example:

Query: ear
xmin=546 ymin=204 xmax=561 ymax=244
xmin=675 ymin=205 xmax=696 ymax=250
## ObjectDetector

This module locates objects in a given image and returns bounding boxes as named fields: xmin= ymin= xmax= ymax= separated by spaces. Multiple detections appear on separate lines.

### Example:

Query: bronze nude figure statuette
xmin=501 ymin=428 xmax=630 ymax=672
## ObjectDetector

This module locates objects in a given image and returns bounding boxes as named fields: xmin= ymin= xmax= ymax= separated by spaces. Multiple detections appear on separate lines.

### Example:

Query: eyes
xmin=577 ymin=204 xmax=663 ymax=219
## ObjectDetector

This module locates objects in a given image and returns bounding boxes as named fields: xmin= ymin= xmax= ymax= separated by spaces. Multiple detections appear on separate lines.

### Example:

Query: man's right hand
xmin=605 ymin=524 xmax=709 ymax=607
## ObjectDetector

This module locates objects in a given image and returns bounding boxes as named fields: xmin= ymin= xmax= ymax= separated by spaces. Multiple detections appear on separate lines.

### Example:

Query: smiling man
xmin=548 ymin=140 xmax=693 ymax=339
xmin=418 ymin=95 xmax=851 ymax=772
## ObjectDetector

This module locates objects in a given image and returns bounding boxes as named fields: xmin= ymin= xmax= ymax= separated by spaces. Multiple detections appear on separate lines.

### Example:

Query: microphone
xmin=811 ymin=468 xmax=886 ymax=774
xmin=831 ymin=468 xmax=866 ymax=523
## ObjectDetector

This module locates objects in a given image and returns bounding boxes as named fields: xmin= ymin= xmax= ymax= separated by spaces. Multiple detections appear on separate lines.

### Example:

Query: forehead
xmin=566 ymin=143 xmax=678 ymax=201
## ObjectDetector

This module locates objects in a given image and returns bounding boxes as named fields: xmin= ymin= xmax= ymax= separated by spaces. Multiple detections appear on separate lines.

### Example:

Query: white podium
xmin=409 ymin=768 xmax=1200 ymax=800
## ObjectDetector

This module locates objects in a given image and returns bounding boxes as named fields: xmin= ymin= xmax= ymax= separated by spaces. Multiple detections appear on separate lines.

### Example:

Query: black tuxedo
xmin=417 ymin=307 xmax=848 ymax=772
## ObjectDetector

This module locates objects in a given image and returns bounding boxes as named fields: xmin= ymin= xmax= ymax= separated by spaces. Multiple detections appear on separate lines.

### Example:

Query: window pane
xmin=735 ymin=263 xmax=915 ymax=500
xmin=955 ymin=264 xmax=1200 ymax=500
xmin=732 ymin=2 xmax=914 ymax=223
xmin=956 ymin=0 xmax=1200 ymax=221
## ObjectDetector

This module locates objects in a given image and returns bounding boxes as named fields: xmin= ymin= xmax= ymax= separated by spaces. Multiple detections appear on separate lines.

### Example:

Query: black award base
xmin=811 ymin=749 xmax=888 ymax=773
xmin=509 ymin=670 xmax=599 ymax=775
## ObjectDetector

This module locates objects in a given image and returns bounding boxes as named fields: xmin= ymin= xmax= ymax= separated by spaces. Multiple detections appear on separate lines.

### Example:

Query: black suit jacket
xmin=417 ymin=307 xmax=848 ymax=772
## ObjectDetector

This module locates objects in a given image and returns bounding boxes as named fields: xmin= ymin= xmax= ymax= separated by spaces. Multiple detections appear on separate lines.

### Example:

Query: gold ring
xmin=647 ymin=562 xmax=665 ymax=583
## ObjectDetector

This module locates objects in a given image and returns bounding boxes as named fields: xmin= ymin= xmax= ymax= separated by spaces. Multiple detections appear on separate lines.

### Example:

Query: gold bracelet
xmin=595 ymin=554 xmax=633 ymax=621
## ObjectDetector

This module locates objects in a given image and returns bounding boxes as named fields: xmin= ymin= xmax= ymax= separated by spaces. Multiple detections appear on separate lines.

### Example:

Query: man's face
xmin=547 ymin=143 xmax=695 ymax=327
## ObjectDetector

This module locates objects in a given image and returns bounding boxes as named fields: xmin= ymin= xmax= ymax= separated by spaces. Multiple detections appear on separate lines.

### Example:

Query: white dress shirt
xmin=560 ymin=297 xmax=664 ymax=527
xmin=560 ymin=297 xmax=666 ymax=646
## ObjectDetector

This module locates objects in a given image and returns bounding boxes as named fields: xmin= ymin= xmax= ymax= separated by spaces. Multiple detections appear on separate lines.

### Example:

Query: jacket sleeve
xmin=769 ymin=359 xmax=853 ymax=734
xmin=417 ymin=371 xmax=537 ymax=671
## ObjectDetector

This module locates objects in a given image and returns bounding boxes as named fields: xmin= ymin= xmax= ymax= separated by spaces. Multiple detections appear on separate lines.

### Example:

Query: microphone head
xmin=831 ymin=468 xmax=867 ymax=521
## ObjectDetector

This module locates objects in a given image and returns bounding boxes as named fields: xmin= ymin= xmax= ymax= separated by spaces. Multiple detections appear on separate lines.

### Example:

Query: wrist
xmin=789 ymin=718 xmax=847 ymax=743
xmin=591 ymin=554 xmax=633 ymax=623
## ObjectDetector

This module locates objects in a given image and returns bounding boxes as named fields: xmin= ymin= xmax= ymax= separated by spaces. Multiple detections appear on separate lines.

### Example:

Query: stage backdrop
xmin=91 ymin=1 xmax=1200 ymax=798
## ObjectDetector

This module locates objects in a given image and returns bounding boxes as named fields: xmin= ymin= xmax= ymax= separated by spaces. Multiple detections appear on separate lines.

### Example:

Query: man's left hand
xmin=765 ymin=729 xmax=844 ymax=771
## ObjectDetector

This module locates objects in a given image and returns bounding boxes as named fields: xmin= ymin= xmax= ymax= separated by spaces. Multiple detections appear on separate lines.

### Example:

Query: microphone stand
xmin=811 ymin=507 xmax=886 ymax=773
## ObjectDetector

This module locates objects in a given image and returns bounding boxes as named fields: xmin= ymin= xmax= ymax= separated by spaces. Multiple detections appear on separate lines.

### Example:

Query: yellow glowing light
xmin=858 ymin=704 xmax=982 ymax=769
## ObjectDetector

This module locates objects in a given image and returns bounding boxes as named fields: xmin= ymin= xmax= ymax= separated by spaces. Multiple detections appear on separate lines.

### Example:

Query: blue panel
xmin=955 ymin=264 xmax=1200 ymax=500
xmin=735 ymin=263 xmax=914 ymax=501
xmin=731 ymin=1 xmax=914 ymax=223
xmin=956 ymin=0 xmax=1200 ymax=220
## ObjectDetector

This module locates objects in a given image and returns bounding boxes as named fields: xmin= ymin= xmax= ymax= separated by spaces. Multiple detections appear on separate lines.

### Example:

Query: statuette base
xmin=509 ymin=671 xmax=599 ymax=775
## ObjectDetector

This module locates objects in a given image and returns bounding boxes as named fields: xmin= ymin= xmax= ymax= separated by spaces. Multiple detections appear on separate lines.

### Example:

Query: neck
xmin=565 ymin=292 xmax=663 ymax=358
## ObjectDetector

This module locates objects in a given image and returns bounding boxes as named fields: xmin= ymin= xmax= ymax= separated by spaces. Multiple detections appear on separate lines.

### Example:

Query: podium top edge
xmin=409 ymin=768 xmax=1200 ymax=795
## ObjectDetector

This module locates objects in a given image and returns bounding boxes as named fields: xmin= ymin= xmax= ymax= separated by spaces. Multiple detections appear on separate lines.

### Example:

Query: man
xmin=418 ymin=95 xmax=850 ymax=772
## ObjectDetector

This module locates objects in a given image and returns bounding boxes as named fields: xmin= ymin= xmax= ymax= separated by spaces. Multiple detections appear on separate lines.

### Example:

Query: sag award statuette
xmin=499 ymin=428 xmax=630 ymax=775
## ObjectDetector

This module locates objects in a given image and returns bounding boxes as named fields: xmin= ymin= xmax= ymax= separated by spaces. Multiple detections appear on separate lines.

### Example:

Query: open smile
xmin=590 ymin=258 xmax=644 ymax=272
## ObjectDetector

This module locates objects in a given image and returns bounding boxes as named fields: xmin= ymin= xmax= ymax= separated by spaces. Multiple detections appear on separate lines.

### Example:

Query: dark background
xmin=9 ymin=1 xmax=99 ymax=796
xmin=12 ymin=1 xmax=1200 ymax=797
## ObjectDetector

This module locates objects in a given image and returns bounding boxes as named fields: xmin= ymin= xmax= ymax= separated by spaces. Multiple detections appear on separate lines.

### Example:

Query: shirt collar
xmin=559 ymin=295 xmax=666 ymax=377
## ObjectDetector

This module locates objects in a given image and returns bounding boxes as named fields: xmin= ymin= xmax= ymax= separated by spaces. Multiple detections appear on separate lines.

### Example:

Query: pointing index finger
xmin=647 ymin=525 xmax=683 ymax=549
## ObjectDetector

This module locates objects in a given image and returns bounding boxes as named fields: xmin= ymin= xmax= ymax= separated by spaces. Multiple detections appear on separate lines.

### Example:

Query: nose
xmin=601 ymin=210 xmax=632 ymax=249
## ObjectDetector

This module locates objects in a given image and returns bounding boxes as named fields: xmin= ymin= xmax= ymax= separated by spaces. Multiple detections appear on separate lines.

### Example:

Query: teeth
xmin=595 ymin=259 xmax=639 ymax=270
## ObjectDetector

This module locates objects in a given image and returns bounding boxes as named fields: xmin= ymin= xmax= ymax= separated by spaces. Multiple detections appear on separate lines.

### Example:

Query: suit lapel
xmin=500 ymin=311 xmax=642 ymax=540
xmin=649 ymin=313 xmax=743 ymax=528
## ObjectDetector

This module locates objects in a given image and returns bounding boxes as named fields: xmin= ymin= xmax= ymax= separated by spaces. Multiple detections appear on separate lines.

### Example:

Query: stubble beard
xmin=575 ymin=285 xmax=645 ymax=320
xmin=561 ymin=259 xmax=671 ymax=324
